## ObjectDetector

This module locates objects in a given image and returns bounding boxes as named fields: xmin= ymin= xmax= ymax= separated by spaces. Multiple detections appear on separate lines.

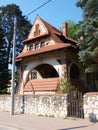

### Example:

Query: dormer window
xmin=34 ymin=24 xmax=40 ymax=36
xmin=40 ymin=42 xmax=45 ymax=47
xmin=29 ymin=45 xmax=33 ymax=51
xmin=35 ymin=43 xmax=39 ymax=50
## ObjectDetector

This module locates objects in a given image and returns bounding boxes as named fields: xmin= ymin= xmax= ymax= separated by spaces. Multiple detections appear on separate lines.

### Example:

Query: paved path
xmin=0 ymin=124 xmax=21 ymax=130
xmin=0 ymin=111 xmax=98 ymax=130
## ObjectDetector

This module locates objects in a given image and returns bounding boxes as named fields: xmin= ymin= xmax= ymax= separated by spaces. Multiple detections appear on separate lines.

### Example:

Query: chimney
xmin=62 ymin=22 xmax=67 ymax=36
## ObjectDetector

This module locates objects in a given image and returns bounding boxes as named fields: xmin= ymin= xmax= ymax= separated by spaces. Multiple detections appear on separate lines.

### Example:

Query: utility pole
xmin=11 ymin=16 xmax=17 ymax=115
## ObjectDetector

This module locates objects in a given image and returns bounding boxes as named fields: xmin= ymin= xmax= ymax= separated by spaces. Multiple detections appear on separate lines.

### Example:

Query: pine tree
xmin=76 ymin=0 xmax=98 ymax=70
xmin=0 ymin=23 xmax=9 ymax=92
xmin=76 ymin=0 xmax=98 ymax=91
xmin=0 ymin=4 xmax=32 ymax=68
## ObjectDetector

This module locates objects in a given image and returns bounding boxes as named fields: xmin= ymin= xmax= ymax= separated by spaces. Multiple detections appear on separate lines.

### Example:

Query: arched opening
xmin=24 ymin=64 xmax=60 ymax=93
xmin=70 ymin=63 xmax=80 ymax=80
xmin=27 ymin=63 xmax=59 ymax=81
xmin=34 ymin=63 xmax=59 ymax=78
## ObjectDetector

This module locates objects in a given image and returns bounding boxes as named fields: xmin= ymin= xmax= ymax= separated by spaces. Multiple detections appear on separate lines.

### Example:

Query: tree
xmin=0 ymin=4 xmax=32 ymax=68
xmin=76 ymin=0 xmax=98 ymax=91
xmin=0 ymin=22 xmax=9 ymax=91
xmin=66 ymin=20 xmax=79 ymax=40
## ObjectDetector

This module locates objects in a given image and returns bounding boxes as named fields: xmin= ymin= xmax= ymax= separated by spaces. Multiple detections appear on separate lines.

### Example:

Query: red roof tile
xmin=16 ymin=17 xmax=77 ymax=61
xmin=23 ymin=17 xmax=77 ymax=45
xmin=23 ymin=78 xmax=60 ymax=92
xmin=23 ymin=32 xmax=49 ymax=43
xmin=16 ymin=43 xmax=74 ymax=60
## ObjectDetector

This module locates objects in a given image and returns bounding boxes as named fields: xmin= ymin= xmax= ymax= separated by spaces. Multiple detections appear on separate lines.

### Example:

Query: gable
xmin=28 ymin=17 xmax=49 ymax=39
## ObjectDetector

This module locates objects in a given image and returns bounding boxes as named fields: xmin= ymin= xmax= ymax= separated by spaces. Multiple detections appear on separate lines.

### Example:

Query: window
xmin=29 ymin=45 xmax=33 ymax=51
xmin=35 ymin=43 xmax=39 ymax=50
xmin=34 ymin=24 xmax=40 ymax=36
xmin=31 ymin=71 xmax=37 ymax=79
xmin=40 ymin=42 xmax=45 ymax=47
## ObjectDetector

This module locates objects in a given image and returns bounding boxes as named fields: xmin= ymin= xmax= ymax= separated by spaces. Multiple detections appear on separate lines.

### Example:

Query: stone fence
xmin=0 ymin=94 xmax=67 ymax=118
xmin=0 ymin=92 xmax=98 ymax=120
xmin=83 ymin=92 xmax=98 ymax=121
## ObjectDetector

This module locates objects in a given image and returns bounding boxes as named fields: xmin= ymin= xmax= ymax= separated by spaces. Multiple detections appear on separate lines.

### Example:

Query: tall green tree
xmin=0 ymin=4 xmax=32 ymax=68
xmin=0 ymin=22 xmax=9 ymax=91
xmin=66 ymin=20 xmax=79 ymax=40
xmin=76 ymin=0 xmax=98 ymax=91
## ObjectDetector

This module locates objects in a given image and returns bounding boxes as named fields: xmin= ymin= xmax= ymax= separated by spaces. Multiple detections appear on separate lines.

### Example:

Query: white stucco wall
xmin=23 ymin=57 xmax=62 ymax=85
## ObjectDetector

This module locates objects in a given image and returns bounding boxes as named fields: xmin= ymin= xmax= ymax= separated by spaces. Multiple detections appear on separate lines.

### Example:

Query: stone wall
xmin=0 ymin=95 xmax=11 ymax=112
xmin=0 ymin=94 xmax=67 ymax=118
xmin=0 ymin=93 xmax=98 ymax=120
xmin=0 ymin=95 xmax=22 ymax=113
xmin=83 ymin=92 xmax=98 ymax=121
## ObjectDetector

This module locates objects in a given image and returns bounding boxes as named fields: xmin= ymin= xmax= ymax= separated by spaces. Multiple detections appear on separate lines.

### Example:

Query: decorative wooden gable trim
xmin=28 ymin=16 xmax=49 ymax=39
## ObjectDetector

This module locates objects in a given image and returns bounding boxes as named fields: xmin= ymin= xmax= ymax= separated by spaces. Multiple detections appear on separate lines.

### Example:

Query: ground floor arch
xmin=68 ymin=62 xmax=86 ymax=92
xmin=23 ymin=63 xmax=60 ymax=94
xmin=31 ymin=63 xmax=59 ymax=79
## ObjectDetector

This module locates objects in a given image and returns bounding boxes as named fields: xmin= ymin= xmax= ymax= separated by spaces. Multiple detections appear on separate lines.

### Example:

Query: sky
xmin=0 ymin=0 xmax=83 ymax=29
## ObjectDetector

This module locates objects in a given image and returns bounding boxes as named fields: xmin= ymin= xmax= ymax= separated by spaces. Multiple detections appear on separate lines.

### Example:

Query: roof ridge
xmin=39 ymin=17 xmax=77 ymax=44
xmin=39 ymin=17 xmax=62 ymax=35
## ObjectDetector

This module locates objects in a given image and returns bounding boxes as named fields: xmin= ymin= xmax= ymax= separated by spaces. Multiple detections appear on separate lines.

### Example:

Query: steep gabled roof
xmin=41 ymin=17 xmax=77 ymax=44
xmin=23 ymin=16 xmax=77 ymax=45
xmin=16 ymin=16 xmax=78 ymax=60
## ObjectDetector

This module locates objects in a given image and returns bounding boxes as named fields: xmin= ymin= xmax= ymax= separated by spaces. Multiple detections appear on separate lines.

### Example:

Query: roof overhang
xmin=16 ymin=43 xmax=77 ymax=61
xmin=23 ymin=32 xmax=49 ymax=43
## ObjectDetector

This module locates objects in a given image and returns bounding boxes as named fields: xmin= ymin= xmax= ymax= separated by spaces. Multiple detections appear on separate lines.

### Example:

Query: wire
xmin=26 ymin=0 xmax=52 ymax=17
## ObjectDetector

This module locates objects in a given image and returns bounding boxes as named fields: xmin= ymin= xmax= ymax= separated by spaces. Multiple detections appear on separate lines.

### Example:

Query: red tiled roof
xmin=23 ymin=32 xmax=49 ymax=43
xmin=16 ymin=43 xmax=74 ymax=60
xmin=23 ymin=17 xmax=62 ymax=44
xmin=23 ymin=78 xmax=60 ymax=92
xmin=40 ymin=17 xmax=62 ymax=35
xmin=23 ymin=17 xmax=77 ymax=45
xmin=16 ymin=17 xmax=78 ymax=61
xmin=40 ymin=17 xmax=77 ymax=44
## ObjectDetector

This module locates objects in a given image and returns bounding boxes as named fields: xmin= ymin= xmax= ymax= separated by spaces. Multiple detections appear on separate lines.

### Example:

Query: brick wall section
xmin=84 ymin=92 xmax=98 ymax=120
xmin=0 ymin=94 xmax=67 ymax=118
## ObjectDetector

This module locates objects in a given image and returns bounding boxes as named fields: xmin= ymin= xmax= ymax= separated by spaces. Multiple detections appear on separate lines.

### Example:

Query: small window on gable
xmin=40 ymin=42 xmax=45 ymax=48
xmin=34 ymin=24 xmax=40 ymax=36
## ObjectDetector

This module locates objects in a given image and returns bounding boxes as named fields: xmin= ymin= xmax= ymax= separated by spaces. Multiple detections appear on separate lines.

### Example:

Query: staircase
xmin=23 ymin=77 xmax=60 ymax=94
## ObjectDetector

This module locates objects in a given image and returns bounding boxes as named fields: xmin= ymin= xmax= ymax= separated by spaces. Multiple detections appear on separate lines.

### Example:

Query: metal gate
xmin=67 ymin=91 xmax=84 ymax=118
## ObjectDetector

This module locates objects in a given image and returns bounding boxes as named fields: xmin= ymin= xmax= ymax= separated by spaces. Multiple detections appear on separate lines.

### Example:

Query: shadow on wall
xmin=89 ymin=113 xmax=98 ymax=123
